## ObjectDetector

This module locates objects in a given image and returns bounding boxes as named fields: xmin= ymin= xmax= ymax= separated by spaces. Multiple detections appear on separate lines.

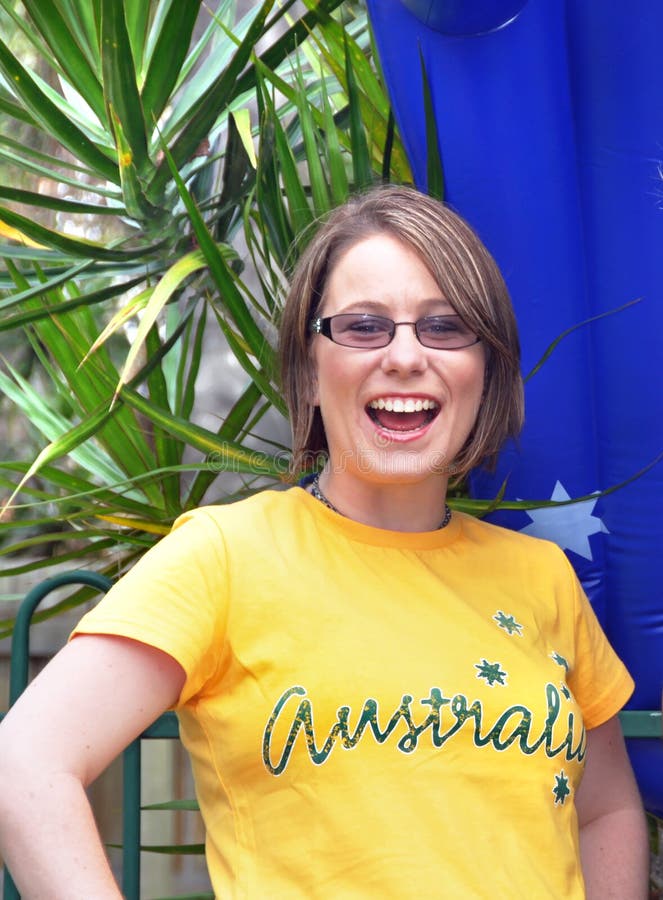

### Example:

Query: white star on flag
xmin=519 ymin=480 xmax=609 ymax=560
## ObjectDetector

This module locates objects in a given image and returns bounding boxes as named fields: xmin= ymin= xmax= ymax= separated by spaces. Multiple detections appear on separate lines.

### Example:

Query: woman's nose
xmin=380 ymin=322 xmax=428 ymax=374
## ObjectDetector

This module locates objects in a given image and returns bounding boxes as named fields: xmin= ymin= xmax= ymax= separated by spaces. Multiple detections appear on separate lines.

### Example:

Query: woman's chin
xmin=329 ymin=446 xmax=454 ymax=483
xmin=378 ymin=452 xmax=454 ymax=481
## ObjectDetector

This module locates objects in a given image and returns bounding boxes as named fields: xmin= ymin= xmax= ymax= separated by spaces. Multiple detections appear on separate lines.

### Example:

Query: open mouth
xmin=366 ymin=397 xmax=440 ymax=433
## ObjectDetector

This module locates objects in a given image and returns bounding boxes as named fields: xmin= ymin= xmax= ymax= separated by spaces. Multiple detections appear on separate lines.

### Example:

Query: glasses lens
xmin=416 ymin=316 xmax=478 ymax=349
xmin=330 ymin=314 xmax=393 ymax=348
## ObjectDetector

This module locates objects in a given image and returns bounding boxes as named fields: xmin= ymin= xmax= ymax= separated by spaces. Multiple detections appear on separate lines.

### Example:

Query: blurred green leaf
xmin=100 ymin=0 xmax=151 ymax=176
xmin=0 ymin=35 xmax=118 ymax=182
xmin=141 ymin=2 xmax=201 ymax=123
xmin=149 ymin=0 xmax=276 ymax=198
xmin=18 ymin=0 xmax=106 ymax=122
xmin=420 ymin=49 xmax=444 ymax=200
xmin=142 ymin=799 xmax=199 ymax=811
xmin=524 ymin=298 xmax=643 ymax=383
xmin=344 ymin=35 xmax=371 ymax=190
xmin=0 ymin=205 xmax=164 ymax=261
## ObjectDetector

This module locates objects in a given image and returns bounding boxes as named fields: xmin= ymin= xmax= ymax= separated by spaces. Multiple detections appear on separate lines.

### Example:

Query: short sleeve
xmin=564 ymin=553 xmax=635 ymax=729
xmin=71 ymin=508 xmax=229 ymax=706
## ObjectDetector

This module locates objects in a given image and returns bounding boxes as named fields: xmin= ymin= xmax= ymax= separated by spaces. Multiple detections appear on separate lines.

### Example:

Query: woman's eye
xmin=423 ymin=318 xmax=460 ymax=335
xmin=345 ymin=318 xmax=387 ymax=335
xmin=350 ymin=322 xmax=380 ymax=334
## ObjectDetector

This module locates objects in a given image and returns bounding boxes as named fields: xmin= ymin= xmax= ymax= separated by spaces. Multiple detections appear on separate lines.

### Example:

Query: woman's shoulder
xmin=172 ymin=487 xmax=302 ymax=533
xmin=454 ymin=509 xmax=569 ymax=563
xmin=453 ymin=512 xmax=582 ymax=603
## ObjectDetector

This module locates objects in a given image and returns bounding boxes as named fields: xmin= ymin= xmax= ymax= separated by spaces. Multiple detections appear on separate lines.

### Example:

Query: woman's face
xmin=310 ymin=233 xmax=486 ymax=487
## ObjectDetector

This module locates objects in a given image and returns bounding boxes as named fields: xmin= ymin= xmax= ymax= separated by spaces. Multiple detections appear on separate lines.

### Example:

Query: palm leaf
xmin=524 ymin=299 xmax=643 ymax=383
xmin=118 ymin=386 xmax=288 ymax=479
xmin=109 ymin=249 xmax=225 ymax=398
xmin=162 ymin=138 xmax=273 ymax=369
xmin=0 ymin=35 xmax=118 ymax=182
xmin=0 ymin=185 xmax=121 ymax=216
xmin=140 ymin=1 xmax=201 ymax=123
xmin=420 ymin=49 xmax=444 ymax=199
xmin=149 ymin=0 xmax=276 ymax=198
xmin=0 ymin=205 xmax=164 ymax=261
xmin=344 ymin=35 xmax=372 ymax=190
xmin=17 ymin=0 xmax=106 ymax=122
xmin=100 ymin=0 xmax=151 ymax=177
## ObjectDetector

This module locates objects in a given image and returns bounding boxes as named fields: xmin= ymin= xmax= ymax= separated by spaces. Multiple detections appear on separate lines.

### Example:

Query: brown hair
xmin=278 ymin=184 xmax=524 ymax=477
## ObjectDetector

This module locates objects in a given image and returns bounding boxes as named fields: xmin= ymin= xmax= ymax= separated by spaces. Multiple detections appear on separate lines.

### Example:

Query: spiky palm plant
xmin=0 ymin=0 xmax=415 ymax=628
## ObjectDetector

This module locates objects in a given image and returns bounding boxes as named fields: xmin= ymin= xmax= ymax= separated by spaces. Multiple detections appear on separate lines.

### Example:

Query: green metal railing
xmin=620 ymin=709 xmax=663 ymax=739
xmin=1 ymin=571 xmax=179 ymax=900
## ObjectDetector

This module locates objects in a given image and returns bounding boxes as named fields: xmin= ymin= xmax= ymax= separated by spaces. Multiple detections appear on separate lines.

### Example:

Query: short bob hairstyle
xmin=279 ymin=184 xmax=524 ymax=477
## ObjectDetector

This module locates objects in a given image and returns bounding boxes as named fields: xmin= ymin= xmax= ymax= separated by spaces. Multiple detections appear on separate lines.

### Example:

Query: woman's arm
xmin=0 ymin=634 xmax=185 ymax=900
xmin=576 ymin=714 xmax=649 ymax=900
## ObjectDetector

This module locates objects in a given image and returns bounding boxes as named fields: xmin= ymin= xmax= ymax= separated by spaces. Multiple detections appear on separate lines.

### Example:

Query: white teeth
xmin=368 ymin=397 xmax=438 ymax=412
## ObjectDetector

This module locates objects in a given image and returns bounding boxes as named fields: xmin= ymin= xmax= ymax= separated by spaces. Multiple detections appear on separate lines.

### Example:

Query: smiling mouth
xmin=366 ymin=397 xmax=440 ymax=433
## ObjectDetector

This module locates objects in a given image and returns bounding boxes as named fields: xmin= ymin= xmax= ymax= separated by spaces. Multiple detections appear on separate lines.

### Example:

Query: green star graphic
xmin=551 ymin=651 xmax=569 ymax=671
xmin=474 ymin=659 xmax=507 ymax=687
xmin=493 ymin=610 xmax=523 ymax=636
xmin=560 ymin=683 xmax=571 ymax=700
xmin=552 ymin=771 xmax=571 ymax=805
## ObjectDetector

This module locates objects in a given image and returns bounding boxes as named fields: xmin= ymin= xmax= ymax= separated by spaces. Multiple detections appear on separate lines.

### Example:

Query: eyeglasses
xmin=310 ymin=313 xmax=480 ymax=350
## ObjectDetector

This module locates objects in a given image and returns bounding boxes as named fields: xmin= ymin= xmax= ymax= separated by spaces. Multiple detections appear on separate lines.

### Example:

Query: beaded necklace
xmin=310 ymin=473 xmax=452 ymax=530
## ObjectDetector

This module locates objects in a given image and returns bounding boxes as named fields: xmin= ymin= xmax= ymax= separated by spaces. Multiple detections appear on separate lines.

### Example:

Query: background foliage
xmin=0 ymin=0 xmax=632 ymax=626
xmin=0 ymin=0 xmax=419 ymax=626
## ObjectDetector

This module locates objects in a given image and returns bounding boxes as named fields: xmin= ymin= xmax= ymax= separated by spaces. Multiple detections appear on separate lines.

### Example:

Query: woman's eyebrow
xmin=336 ymin=298 xmax=454 ymax=314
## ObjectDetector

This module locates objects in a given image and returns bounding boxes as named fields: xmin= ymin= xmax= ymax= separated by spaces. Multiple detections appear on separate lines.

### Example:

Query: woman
xmin=0 ymin=186 xmax=648 ymax=898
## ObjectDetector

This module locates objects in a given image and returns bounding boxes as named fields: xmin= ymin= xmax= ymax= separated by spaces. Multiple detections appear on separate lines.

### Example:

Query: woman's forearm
xmin=0 ymin=636 xmax=185 ymax=899
xmin=576 ymin=716 xmax=650 ymax=899
xmin=0 ymin=767 xmax=122 ymax=900
xmin=579 ymin=805 xmax=649 ymax=900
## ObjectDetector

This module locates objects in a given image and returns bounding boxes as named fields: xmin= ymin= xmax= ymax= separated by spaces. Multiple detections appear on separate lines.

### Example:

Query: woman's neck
xmin=314 ymin=470 xmax=450 ymax=533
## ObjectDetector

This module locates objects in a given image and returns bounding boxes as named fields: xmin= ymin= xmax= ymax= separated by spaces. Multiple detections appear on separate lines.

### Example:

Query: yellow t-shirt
xmin=74 ymin=487 xmax=633 ymax=899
